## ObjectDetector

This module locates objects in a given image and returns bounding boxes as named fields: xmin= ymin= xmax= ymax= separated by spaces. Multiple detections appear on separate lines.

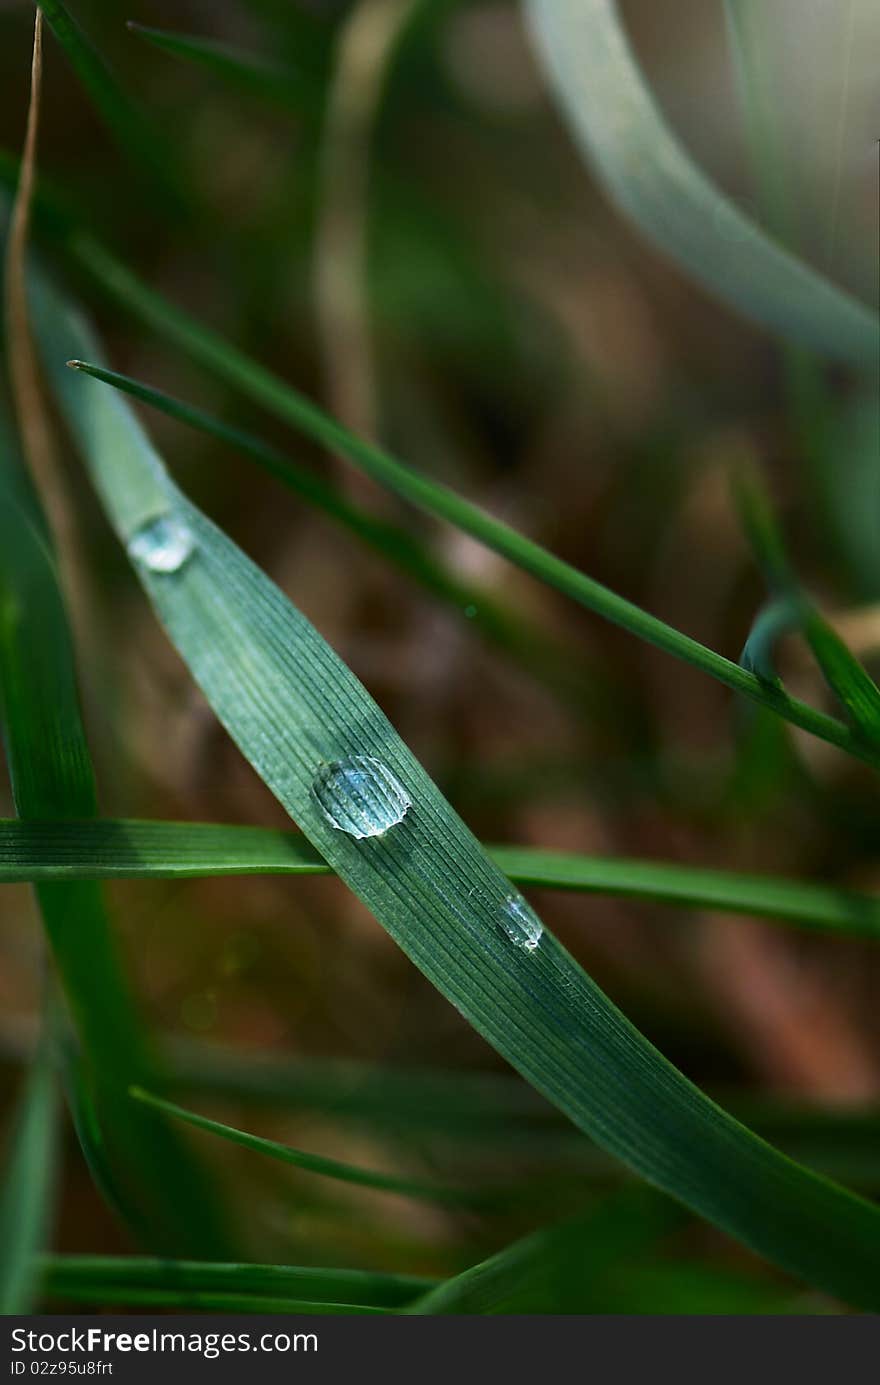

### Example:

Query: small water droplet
xmin=464 ymin=604 xmax=478 ymax=619
xmin=128 ymin=515 xmax=196 ymax=574
xmin=311 ymin=755 xmax=411 ymax=839
xmin=498 ymin=893 xmax=543 ymax=952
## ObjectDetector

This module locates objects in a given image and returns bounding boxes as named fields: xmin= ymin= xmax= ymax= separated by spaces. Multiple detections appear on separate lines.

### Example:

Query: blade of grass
xmin=1 ymin=44 xmax=226 ymax=1243
xmin=36 ymin=0 xmax=187 ymax=219
xmin=522 ymin=0 xmax=879 ymax=367
xmin=0 ymin=428 xmax=232 ymax=1258
xmin=40 ymin=1254 xmax=431 ymax=1311
xmin=30 ymin=273 xmax=880 ymax=1309
xmin=803 ymin=609 xmax=880 ymax=745
xmin=721 ymin=1 xmax=875 ymax=592
xmin=735 ymin=462 xmax=880 ymax=744
xmin=129 ymin=1086 xmax=483 ymax=1208
xmin=44 ymin=1285 xmax=384 ymax=1313
xmin=597 ymin=1260 xmax=805 ymax=1314
xmin=125 ymin=22 xmax=314 ymax=112
xmin=407 ymin=1188 xmax=681 ymax=1314
xmin=61 ymin=349 xmax=878 ymax=769
xmin=3 ymin=816 xmax=880 ymax=940
xmin=740 ymin=600 xmax=798 ymax=685
xmin=0 ymin=1024 xmax=59 ymax=1315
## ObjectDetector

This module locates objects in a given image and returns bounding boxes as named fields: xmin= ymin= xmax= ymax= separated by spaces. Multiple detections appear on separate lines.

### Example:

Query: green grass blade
xmin=408 ymin=1189 xmax=681 ymax=1314
xmin=36 ymin=1 xmax=186 ymax=218
xmin=41 ymin=1255 xmax=432 ymax=1311
xmin=523 ymin=0 xmax=879 ymax=367
xmin=735 ymin=461 xmax=880 ymax=743
xmin=30 ymin=275 xmax=880 ymax=1309
xmin=0 ymin=425 xmax=232 ymax=1258
xmin=802 ymin=609 xmax=880 ymax=746
xmin=2 ymin=816 xmax=880 ymax=940
xmin=44 ymin=1284 xmax=384 ymax=1313
xmin=130 ymin=1087 xmax=480 ymax=1207
xmin=41 ymin=1257 xmax=435 ymax=1307
xmin=60 ymin=347 xmax=878 ymax=769
xmin=0 ymin=1034 xmax=59 ymax=1315
xmin=61 ymin=362 xmax=601 ymax=715
xmin=125 ymin=23 xmax=313 ymax=112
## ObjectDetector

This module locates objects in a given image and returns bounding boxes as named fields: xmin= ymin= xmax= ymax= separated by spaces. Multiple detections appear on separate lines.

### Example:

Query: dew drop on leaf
xmin=311 ymin=755 xmax=411 ymax=839
xmin=127 ymin=514 xmax=196 ymax=574
xmin=497 ymin=893 xmax=543 ymax=952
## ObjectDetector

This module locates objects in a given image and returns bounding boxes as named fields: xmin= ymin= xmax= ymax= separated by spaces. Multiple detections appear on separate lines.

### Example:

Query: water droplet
xmin=464 ymin=604 xmax=478 ymax=619
xmin=128 ymin=515 xmax=196 ymax=574
xmin=497 ymin=893 xmax=543 ymax=952
xmin=311 ymin=755 xmax=411 ymax=839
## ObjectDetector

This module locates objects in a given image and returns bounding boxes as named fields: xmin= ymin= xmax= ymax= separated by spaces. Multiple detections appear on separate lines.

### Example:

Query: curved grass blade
xmin=31 ymin=276 xmax=880 ymax=1309
xmin=126 ymin=23 xmax=315 ymax=113
xmin=0 ymin=426 xmax=232 ymax=1259
xmin=0 ymin=1031 xmax=59 ymax=1314
xmin=522 ymin=0 xmax=879 ymax=367
xmin=735 ymin=460 xmax=880 ymax=743
xmin=40 ymin=1254 xmax=430 ymax=1312
xmin=62 ymin=351 xmax=878 ymax=769
xmin=130 ymin=1086 xmax=480 ymax=1207
xmin=3 ymin=816 xmax=880 ymax=940
xmin=740 ymin=600 xmax=798 ymax=686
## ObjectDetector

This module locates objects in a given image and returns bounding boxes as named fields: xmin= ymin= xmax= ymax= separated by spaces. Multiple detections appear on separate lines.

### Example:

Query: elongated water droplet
xmin=128 ymin=515 xmax=196 ymax=574
xmin=498 ymin=893 xmax=543 ymax=952
xmin=311 ymin=756 xmax=411 ymax=839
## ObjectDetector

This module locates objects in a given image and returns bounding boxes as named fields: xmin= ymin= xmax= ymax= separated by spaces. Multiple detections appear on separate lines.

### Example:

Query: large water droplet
xmin=497 ymin=893 xmax=543 ymax=952
xmin=311 ymin=756 xmax=411 ymax=839
xmin=127 ymin=515 xmax=196 ymax=574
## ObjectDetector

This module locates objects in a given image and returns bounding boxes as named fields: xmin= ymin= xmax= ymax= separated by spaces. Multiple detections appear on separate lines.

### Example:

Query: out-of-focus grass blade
xmin=30 ymin=276 xmax=880 ymax=1309
xmin=3 ymin=816 xmax=880 ymax=940
xmin=0 ymin=426 xmax=231 ymax=1258
xmin=62 ymin=348 xmax=877 ymax=769
xmin=60 ymin=361 xmax=603 ymax=716
xmin=597 ymin=1261 xmax=805 ymax=1315
xmin=36 ymin=1 xmax=186 ymax=218
xmin=126 ymin=23 xmax=315 ymax=113
xmin=523 ymin=0 xmax=879 ymax=367
xmin=130 ymin=1086 xmax=480 ymax=1207
xmin=408 ymin=1189 xmax=681 ymax=1314
xmin=721 ymin=0 xmax=795 ymax=245
xmin=0 ymin=1033 xmax=59 ymax=1315
xmin=824 ymin=391 xmax=880 ymax=600
xmin=41 ymin=1255 xmax=431 ymax=1312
